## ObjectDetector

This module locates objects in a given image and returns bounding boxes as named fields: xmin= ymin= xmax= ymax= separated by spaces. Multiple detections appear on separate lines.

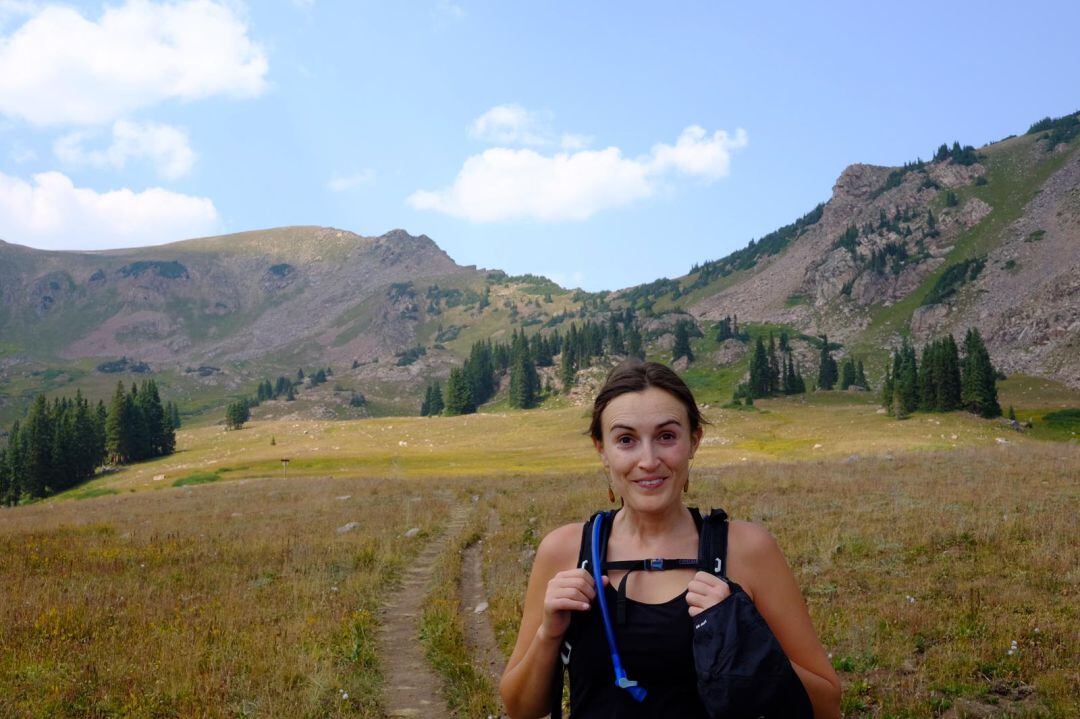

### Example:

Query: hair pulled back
xmin=589 ymin=359 xmax=708 ymax=443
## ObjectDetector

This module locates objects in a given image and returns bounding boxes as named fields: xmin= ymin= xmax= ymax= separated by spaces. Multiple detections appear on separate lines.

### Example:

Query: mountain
xmin=1 ymin=112 xmax=1078 ymax=422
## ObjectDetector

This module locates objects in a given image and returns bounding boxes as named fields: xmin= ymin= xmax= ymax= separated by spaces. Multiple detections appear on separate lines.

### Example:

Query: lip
xmin=632 ymin=476 xmax=668 ymax=489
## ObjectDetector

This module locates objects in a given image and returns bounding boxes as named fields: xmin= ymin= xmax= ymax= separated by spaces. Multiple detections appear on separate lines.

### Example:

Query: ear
xmin=593 ymin=437 xmax=608 ymax=465
xmin=689 ymin=426 xmax=703 ymax=458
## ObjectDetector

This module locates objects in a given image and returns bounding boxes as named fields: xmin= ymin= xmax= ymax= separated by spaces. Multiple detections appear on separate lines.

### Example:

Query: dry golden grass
xmin=68 ymin=387 xmax=1074 ymax=494
xmin=0 ymin=477 xmax=452 ymax=718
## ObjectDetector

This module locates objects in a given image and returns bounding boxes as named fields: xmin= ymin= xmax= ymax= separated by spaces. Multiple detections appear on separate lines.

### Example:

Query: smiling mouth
xmin=634 ymin=477 xmax=667 ymax=489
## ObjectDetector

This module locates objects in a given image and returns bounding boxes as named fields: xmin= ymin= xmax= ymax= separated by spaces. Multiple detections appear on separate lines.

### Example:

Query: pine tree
xmin=817 ymin=335 xmax=838 ymax=390
xmin=127 ymin=383 xmax=150 ymax=461
xmin=22 ymin=395 xmax=52 ymax=497
xmin=509 ymin=330 xmax=540 ymax=409
xmin=672 ymin=321 xmax=693 ymax=363
xmin=626 ymin=322 xmax=644 ymax=360
xmin=138 ymin=380 xmax=167 ymax=457
xmin=767 ymin=334 xmax=780 ymax=394
xmin=560 ymin=342 xmax=576 ymax=392
xmin=106 ymin=381 xmax=136 ymax=464
xmin=225 ymin=400 xmax=250 ymax=430
xmin=465 ymin=340 xmax=495 ymax=407
xmin=444 ymin=368 xmax=474 ymax=415
xmin=896 ymin=341 xmax=919 ymax=416
xmin=917 ymin=342 xmax=937 ymax=411
xmin=749 ymin=337 xmax=771 ymax=398
xmin=430 ymin=381 xmax=444 ymax=415
xmin=961 ymin=328 xmax=1001 ymax=418
xmin=420 ymin=385 xmax=432 ymax=416
xmin=5 ymin=420 xmax=24 ymax=503
xmin=839 ymin=358 xmax=856 ymax=390
xmin=0 ymin=448 xmax=9 ymax=506
xmin=892 ymin=383 xmax=909 ymax=419
xmin=938 ymin=334 xmax=961 ymax=411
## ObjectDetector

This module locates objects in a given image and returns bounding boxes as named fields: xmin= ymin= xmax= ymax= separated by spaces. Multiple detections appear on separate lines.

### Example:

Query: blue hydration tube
xmin=590 ymin=511 xmax=648 ymax=703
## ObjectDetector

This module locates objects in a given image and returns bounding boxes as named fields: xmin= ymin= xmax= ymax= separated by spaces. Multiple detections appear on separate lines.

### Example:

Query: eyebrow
xmin=609 ymin=420 xmax=683 ymax=433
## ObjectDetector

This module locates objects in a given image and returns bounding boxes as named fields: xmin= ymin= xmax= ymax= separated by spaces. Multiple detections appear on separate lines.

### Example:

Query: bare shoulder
xmin=533 ymin=521 xmax=586 ymax=574
xmin=727 ymin=519 xmax=787 ymax=598
xmin=728 ymin=519 xmax=782 ymax=558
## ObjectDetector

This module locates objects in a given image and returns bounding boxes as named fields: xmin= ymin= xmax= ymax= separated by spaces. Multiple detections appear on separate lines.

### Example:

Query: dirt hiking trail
xmin=377 ymin=503 xmax=469 ymax=718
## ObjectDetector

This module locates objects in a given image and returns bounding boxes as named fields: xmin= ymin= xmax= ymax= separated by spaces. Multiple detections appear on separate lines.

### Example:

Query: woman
xmin=499 ymin=360 xmax=840 ymax=718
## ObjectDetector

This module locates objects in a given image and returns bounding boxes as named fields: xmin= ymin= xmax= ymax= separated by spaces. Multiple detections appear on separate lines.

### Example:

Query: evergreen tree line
xmin=104 ymin=380 xmax=177 ymax=465
xmin=228 ymin=368 xmax=330 ymax=430
xmin=256 ymin=375 xmax=298 ymax=402
xmin=225 ymin=400 xmax=252 ymax=430
xmin=714 ymin=314 xmax=747 ymax=342
xmin=1 ymin=392 xmax=105 ymax=503
xmin=742 ymin=331 xmax=807 ymax=400
xmin=1 ymin=381 xmax=178 ymax=504
xmin=933 ymin=141 xmax=979 ymax=166
xmin=881 ymin=328 xmax=1000 ymax=419
xmin=422 ymin=312 xmax=647 ymax=416
xmin=839 ymin=356 xmax=870 ymax=391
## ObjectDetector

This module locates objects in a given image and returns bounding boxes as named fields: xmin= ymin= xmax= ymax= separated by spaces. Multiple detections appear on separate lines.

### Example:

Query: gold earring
xmin=608 ymin=485 xmax=616 ymax=503
xmin=683 ymin=477 xmax=689 ymax=493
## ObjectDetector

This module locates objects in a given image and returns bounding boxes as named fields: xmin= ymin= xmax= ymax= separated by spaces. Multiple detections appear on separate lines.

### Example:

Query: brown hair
xmin=588 ymin=359 xmax=708 ymax=442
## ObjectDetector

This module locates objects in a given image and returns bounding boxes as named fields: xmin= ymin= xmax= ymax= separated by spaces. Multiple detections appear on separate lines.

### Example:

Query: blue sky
xmin=0 ymin=1 xmax=1076 ymax=291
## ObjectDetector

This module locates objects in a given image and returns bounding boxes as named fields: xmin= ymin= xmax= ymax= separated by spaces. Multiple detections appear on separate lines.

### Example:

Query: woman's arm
xmin=499 ymin=522 xmax=597 ymax=719
xmin=730 ymin=521 xmax=842 ymax=719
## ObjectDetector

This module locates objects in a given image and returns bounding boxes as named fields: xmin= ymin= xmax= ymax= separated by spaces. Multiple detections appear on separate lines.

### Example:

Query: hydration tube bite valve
xmin=590 ymin=512 xmax=648 ymax=703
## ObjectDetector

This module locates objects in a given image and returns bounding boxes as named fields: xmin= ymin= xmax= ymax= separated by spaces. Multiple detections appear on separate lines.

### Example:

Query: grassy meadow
xmin=1 ymin=385 xmax=1077 ymax=717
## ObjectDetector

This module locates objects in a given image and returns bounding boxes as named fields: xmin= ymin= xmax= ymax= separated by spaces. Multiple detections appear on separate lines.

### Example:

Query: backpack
xmin=550 ymin=507 xmax=812 ymax=719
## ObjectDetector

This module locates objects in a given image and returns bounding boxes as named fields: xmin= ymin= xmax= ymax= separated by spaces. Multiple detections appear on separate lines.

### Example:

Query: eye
xmin=615 ymin=434 xmax=635 ymax=446
xmin=659 ymin=431 xmax=677 ymax=441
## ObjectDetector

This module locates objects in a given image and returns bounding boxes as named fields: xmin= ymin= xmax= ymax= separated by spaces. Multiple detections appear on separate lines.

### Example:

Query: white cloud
xmin=0 ymin=169 xmax=220 ymax=249
xmin=469 ymin=105 xmax=594 ymax=151
xmin=54 ymin=120 xmax=195 ymax=180
xmin=559 ymin=133 xmax=592 ymax=151
xmin=410 ymin=124 xmax=748 ymax=222
xmin=470 ymin=104 xmax=550 ymax=147
xmin=409 ymin=146 xmax=652 ymax=222
xmin=649 ymin=126 xmax=748 ymax=180
xmin=0 ymin=0 xmax=268 ymax=125
xmin=326 ymin=169 xmax=375 ymax=192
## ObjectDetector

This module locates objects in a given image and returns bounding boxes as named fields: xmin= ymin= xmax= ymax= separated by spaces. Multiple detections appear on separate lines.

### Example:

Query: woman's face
xmin=594 ymin=386 xmax=702 ymax=511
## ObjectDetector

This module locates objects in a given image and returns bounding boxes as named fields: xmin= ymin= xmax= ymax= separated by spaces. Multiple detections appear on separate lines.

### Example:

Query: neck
xmin=614 ymin=502 xmax=691 ymax=544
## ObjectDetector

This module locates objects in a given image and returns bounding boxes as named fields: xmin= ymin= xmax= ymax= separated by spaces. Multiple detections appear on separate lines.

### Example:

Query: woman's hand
xmin=540 ymin=568 xmax=607 ymax=640
xmin=686 ymin=571 xmax=732 ymax=617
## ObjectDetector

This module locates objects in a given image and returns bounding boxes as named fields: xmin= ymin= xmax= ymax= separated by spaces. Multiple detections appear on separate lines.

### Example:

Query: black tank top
xmin=563 ymin=515 xmax=709 ymax=718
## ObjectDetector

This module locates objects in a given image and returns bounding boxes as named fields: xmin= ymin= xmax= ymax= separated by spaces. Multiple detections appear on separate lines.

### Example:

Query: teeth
xmin=638 ymin=478 xmax=664 ymax=488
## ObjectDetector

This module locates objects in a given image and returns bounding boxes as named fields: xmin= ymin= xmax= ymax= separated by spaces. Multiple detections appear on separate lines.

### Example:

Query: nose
xmin=637 ymin=440 xmax=661 ymax=470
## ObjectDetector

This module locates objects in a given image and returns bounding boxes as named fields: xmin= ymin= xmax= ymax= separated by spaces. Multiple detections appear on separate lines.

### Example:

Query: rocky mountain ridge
xmin=1 ymin=114 xmax=1077 ymax=421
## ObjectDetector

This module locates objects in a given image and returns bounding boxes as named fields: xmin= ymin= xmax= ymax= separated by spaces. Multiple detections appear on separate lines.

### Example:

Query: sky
xmin=0 ymin=1 xmax=1077 ymax=291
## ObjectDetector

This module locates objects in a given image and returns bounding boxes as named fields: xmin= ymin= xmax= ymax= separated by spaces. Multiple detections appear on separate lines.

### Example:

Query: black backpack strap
xmin=552 ymin=512 xmax=605 ymax=719
xmin=697 ymin=507 xmax=730 ymax=578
